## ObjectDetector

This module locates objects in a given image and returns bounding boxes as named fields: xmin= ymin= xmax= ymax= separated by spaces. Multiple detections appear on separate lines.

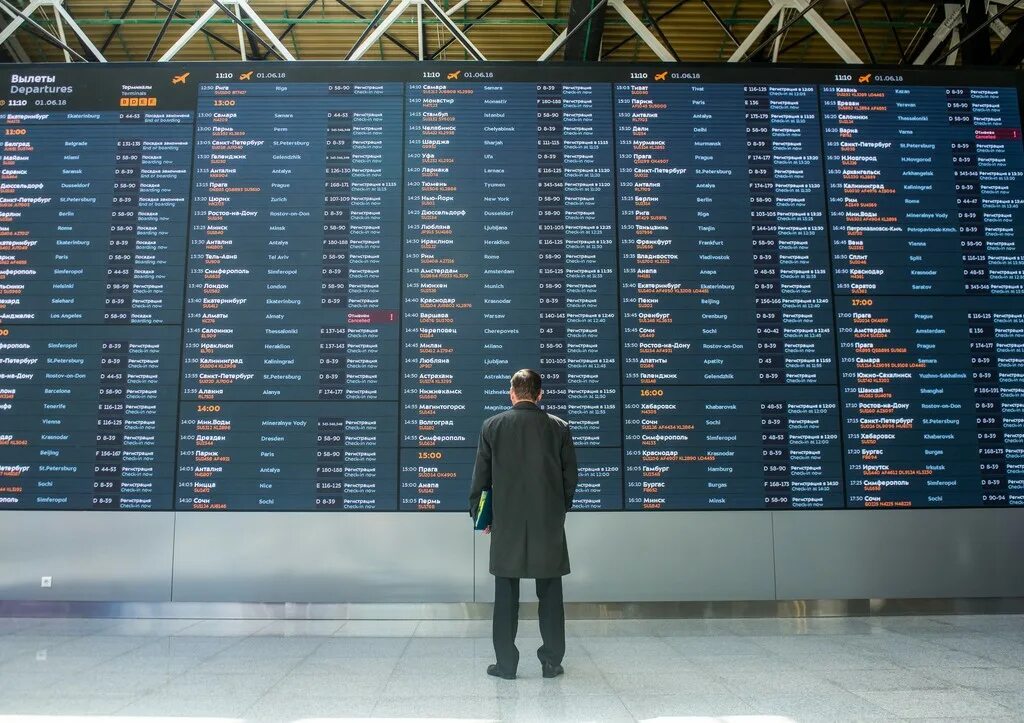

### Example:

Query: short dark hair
xmin=510 ymin=369 xmax=542 ymax=401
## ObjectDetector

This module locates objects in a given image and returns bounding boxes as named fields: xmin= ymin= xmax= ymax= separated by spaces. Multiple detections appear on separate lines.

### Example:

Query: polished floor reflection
xmin=0 ymin=614 xmax=1023 ymax=721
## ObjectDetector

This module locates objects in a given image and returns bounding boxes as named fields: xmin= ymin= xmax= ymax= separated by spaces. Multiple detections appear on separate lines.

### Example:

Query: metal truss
xmin=908 ymin=0 xmax=1023 ymax=65
xmin=0 ymin=0 xmax=105 ymax=60
xmin=538 ymin=0 xmax=675 ymax=61
xmin=728 ymin=0 xmax=862 ymax=63
xmin=6 ymin=0 xmax=1024 ymax=65
xmin=347 ymin=0 xmax=486 ymax=60
xmin=910 ymin=2 xmax=963 ymax=64
xmin=1 ymin=20 xmax=30 ymax=60
xmin=599 ymin=0 xmax=690 ymax=60
xmin=158 ymin=0 xmax=295 ymax=60
xmin=987 ymin=0 xmax=1015 ymax=39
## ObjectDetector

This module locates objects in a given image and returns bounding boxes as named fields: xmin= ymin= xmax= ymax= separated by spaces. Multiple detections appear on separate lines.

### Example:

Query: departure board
xmin=824 ymin=79 xmax=1024 ymax=508
xmin=0 ymin=67 xmax=192 ymax=510
xmin=616 ymin=80 xmax=838 ymax=509
xmin=176 ymin=70 xmax=403 ymax=510
xmin=836 ymin=296 xmax=1024 ymax=508
xmin=0 ymin=62 xmax=1022 ymax=512
xmin=402 ymin=80 xmax=621 ymax=511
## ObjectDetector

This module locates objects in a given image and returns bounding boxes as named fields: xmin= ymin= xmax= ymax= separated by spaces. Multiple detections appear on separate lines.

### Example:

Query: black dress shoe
xmin=541 ymin=662 xmax=564 ymax=678
xmin=487 ymin=663 xmax=516 ymax=680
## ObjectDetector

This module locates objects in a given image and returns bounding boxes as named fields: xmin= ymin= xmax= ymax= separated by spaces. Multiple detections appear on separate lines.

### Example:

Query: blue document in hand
xmin=474 ymin=490 xmax=492 ymax=531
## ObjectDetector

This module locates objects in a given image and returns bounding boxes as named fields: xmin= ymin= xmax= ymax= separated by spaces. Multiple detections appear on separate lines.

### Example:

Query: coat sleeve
xmin=561 ymin=424 xmax=578 ymax=512
xmin=469 ymin=422 xmax=492 ymax=518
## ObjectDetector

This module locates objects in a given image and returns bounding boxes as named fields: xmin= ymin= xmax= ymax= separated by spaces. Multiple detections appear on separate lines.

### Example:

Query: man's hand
xmin=483 ymin=526 xmax=491 ymax=535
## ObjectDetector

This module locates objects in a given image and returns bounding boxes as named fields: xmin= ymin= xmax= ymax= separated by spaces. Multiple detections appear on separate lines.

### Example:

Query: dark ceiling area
xmin=2 ymin=0 xmax=1024 ymax=65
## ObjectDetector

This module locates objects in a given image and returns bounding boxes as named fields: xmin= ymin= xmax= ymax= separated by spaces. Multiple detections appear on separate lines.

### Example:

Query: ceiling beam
xmin=931 ymin=0 xmax=1022 ymax=63
xmin=563 ymin=0 xmax=608 ymax=60
xmin=429 ymin=0 xmax=503 ymax=60
xmin=636 ymin=0 xmax=681 ymax=59
xmin=146 ymin=0 xmax=182 ymax=60
xmin=600 ymin=0 xmax=689 ymax=59
xmin=993 ymin=13 xmax=1024 ymax=63
xmin=335 ymin=0 xmax=418 ymax=58
xmin=99 ymin=0 xmax=136 ymax=53
xmin=0 ymin=0 xmax=96 ymax=61
xmin=702 ymin=0 xmax=739 ymax=46
xmin=147 ymin=0 xmax=241 ymax=56
xmin=843 ymin=0 xmax=875 ymax=62
xmin=959 ymin=0 xmax=992 ymax=63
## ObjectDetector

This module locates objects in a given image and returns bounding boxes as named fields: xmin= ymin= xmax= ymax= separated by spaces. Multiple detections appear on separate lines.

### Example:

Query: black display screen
xmin=0 ymin=63 xmax=1021 ymax=511
xmin=822 ymin=79 xmax=1024 ymax=508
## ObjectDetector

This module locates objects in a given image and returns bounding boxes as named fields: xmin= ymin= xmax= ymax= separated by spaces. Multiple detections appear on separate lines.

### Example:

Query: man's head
xmin=509 ymin=368 xmax=543 ymax=405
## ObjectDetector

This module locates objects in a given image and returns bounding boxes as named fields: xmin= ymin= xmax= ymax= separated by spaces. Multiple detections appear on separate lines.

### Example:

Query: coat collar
xmin=512 ymin=401 xmax=541 ymax=411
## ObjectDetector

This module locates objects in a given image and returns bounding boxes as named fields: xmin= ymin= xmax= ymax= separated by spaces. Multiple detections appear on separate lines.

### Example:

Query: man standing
xmin=469 ymin=369 xmax=578 ymax=680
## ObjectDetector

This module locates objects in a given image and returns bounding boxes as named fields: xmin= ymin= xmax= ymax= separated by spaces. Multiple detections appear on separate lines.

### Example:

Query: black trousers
xmin=492 ymin=576 xmax=565 ymax=674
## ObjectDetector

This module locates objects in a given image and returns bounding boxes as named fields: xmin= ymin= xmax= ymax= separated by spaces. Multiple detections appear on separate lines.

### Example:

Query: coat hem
xmin=488 ymin=567 xmax=571 ymax=579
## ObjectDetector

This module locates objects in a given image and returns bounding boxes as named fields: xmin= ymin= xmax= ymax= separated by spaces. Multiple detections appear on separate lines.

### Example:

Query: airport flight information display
xmin=401 ymin=80 xmax=622 ymax=511
xmin=177 ymin=72 xmax=403 ymax=511
xmin=0 ymin=67 xmax=192 ymax=510
xmin=824 ymin=80 xmax=1024 ymax=507
xmin=616 ymin=81 xmax=837 ymax=509
xmin=0 ymin=63 xmax=1022 ymax=512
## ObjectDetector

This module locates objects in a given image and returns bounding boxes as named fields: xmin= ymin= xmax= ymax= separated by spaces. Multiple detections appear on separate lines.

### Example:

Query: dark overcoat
xmin=469 ymin=401 xmax=578 ymax=579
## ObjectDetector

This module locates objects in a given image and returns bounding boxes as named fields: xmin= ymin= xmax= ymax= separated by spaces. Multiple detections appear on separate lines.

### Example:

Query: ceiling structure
xmin=2 ymin=0 xmax=1024 ymax=65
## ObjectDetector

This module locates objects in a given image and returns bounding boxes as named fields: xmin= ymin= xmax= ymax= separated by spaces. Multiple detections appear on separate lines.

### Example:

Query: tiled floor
xmin=0 ymin=614 xmax=1023 ymax=721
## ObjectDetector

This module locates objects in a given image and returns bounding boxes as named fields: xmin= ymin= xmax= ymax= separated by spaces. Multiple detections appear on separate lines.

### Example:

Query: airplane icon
xmin=239 ymin=71 xmax=253 ymax=80
xmin=858 ymin=73 xmax=872 ymax=83
xmin=172 ymin=72 xmax=189 ymax=85
xmin=447 ymin=70 xmax=461 ymax=80
xmin=654 ymin=71 xmax=668 ymax=81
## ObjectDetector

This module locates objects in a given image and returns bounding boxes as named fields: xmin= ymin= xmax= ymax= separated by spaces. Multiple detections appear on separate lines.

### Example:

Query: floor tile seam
xmin=716 ymin=675 xmax=851 ymax=701
xmin=301 ymin=632 xmax=346 ymax=660
xmin=265 ymin=631 xmax=342 ymax=661
xmin=896 ymin=657 xmax=1004 ymax=670
xmin=119 ymin=634 xmax=230 ymax=655
xmin=169 ymin=619 xmax=206 ymax=636
xmin=275 ymin=646 xmax=315 ymax=681
xmin=577 ymin=640 xmax=679 ymax=659
xmin=188 ymin=656 xmax=310 ymax=682
xmin=860 ymin=650 xmax=978 ymax=666
xmin=933 ymin=679 xmax=1024 ymax=698
xmin=578 ymin=640 xmax=637 ymax=714
xmin=211 ymin=627 xmax=264 ymax=655
xmin=147 ymin=643 xmax=249 ymax=673
xmin=1 ymin=622 xmax=44 ymax=636
xmin=839 ymin=686 xmax=905 ymax=715
xmin=240 ymin=655 xmax=312 ymax=723
xmin=110 ymin=690 xmax=149 ymax=715
xmin=18 ymin=639 xmax=166 ymax=663
xmin=21 ymin=632 xmax=110 ymax=655
xmin=972 ymin=652 xmax=1024 ymax=666
xmin=860 ymin=684 xmax=1024 ymax=707
xmin=934 ymin=663 xmax=1024 ymax=671
xmin=179 ymin=642 xmax=254 ymax=666
xmin=920 ymin=636 xmax=1008 ymax=655
xmin=39 ymin=684 xmax=171 ymax=704
xmin=732 ymin=636 xmax=792 ymax=657
xmin=368 ymin=628 xmax=419 ymax=716
xmin=602 ymin=659 xmax=736 ymax=682
xmin=759 ymin=651 xmax=901 ymax=663
xmin=68 ymin=634 xmax=158 ymax=668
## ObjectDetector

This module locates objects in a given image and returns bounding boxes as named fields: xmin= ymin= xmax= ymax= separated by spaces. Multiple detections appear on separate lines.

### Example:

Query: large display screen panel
xmin=822 ymin=78 xmax=1024 ymax=508
xmin=0 ymin=63 xmax=1021 ymax=511
xmin=0 ymin=67 xmax=192 ymax=510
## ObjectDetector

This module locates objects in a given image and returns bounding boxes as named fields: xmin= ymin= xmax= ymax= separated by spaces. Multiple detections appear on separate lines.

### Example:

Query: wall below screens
xmin=2 ymin=509 xmax=1024 ymax=603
